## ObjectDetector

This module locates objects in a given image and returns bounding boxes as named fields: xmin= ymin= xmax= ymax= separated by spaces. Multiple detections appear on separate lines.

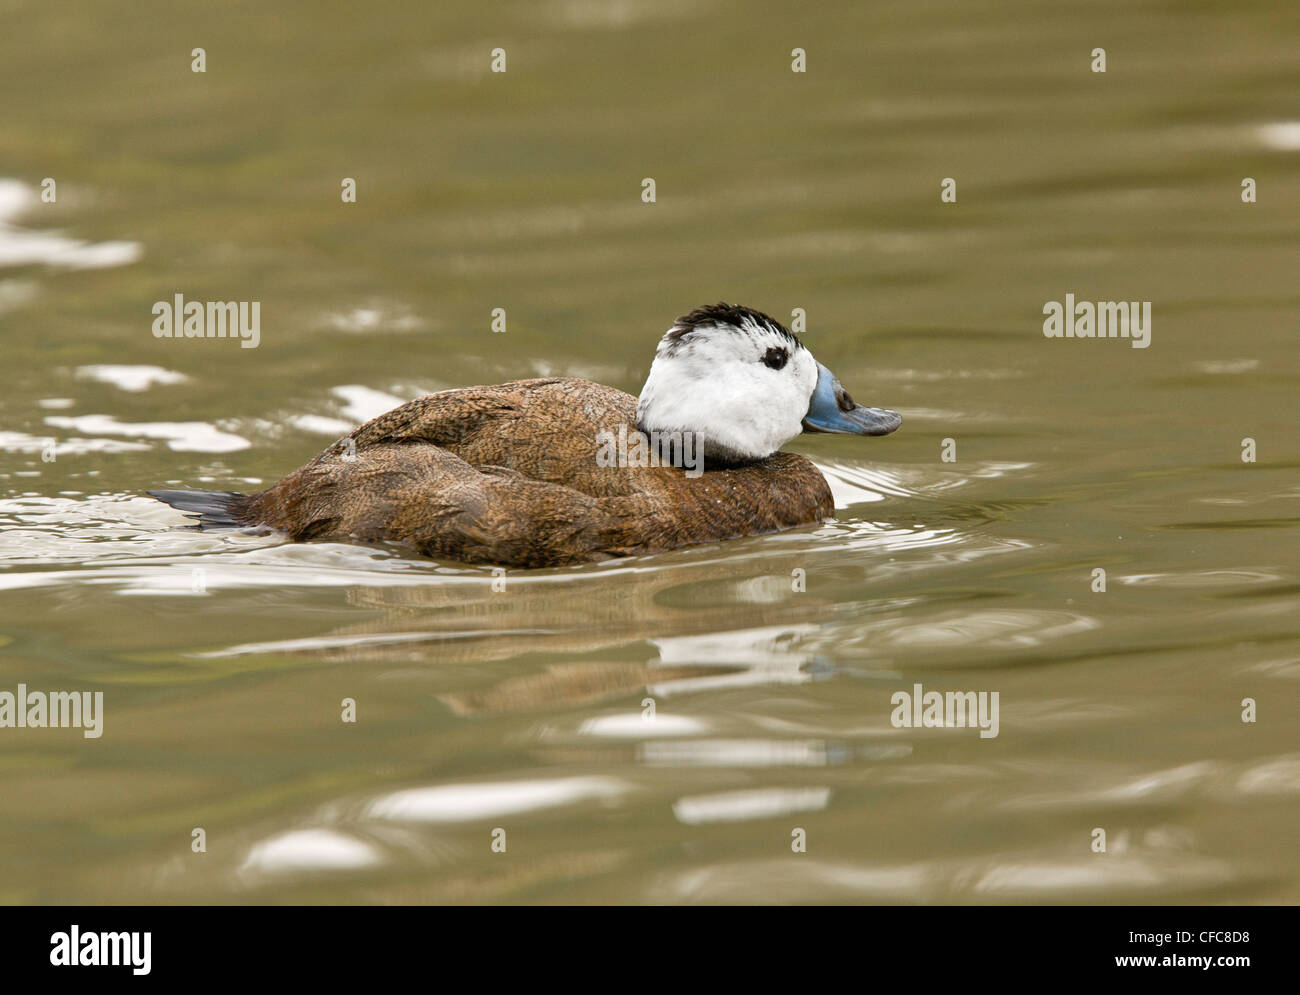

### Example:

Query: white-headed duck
xmin=149 ymin=303 xmax=900 ymax=566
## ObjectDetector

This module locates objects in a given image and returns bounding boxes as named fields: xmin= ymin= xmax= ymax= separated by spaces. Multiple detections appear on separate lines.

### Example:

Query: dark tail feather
xmin=147 ymin=489 xmax=249 ymax=529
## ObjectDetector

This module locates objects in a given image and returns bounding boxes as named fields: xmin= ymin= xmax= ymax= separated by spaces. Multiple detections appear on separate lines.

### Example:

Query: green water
xmin=1 ymin=0 xmax=1298 ymax=903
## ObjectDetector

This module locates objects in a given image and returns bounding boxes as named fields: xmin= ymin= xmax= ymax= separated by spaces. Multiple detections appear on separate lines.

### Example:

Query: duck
xmin=148 ymin=303 xmax=901 ymax=567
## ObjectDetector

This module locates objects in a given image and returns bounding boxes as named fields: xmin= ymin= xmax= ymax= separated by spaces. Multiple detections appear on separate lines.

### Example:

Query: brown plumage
xmin=151 ymin=377 xmax=833 ymax=568
xmin=149 ymin=303 xmax=904 ymax=567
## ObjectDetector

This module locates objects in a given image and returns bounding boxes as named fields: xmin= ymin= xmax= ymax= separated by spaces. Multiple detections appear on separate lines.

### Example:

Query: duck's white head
xmin=636 ymin=303 xmax=901 ymax=465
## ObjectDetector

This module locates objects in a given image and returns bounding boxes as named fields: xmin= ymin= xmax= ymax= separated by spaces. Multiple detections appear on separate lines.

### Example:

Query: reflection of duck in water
xmin=149 ymin=304 xmax=900 ymax=567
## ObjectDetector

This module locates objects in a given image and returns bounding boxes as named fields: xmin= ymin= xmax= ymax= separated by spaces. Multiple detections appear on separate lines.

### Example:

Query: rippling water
xmin=1 ymin=0 xmax=1298 ymax=904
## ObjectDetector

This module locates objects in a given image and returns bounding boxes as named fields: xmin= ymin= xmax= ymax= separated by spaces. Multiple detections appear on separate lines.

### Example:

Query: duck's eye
xmin=762 ymin=347 xmax=788 ymax=371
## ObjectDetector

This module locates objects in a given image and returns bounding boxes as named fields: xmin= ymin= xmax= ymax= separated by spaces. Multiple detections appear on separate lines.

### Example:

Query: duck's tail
xmin=147 ymin=489 xmax=250 ymax=529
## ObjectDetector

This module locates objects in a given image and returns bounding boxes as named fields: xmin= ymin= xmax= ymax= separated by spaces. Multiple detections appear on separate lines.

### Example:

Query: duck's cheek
xmin=787 ymin=409 xmax=809 ymax=444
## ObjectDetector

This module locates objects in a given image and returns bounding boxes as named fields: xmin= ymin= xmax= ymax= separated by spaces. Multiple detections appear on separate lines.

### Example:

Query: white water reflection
xmin=816 ymin=460 xmax=912 ymax=507
xmin=672 ymin=787 xmax=831 ymax=825
xmin=0 ymin=179 xmax=141 ymax=270
xmin=1255 ymin=121 xmax=1300 ymax=150
xmin=287 ymin=384 xmax=412 ymax=436
xmin=367 ymin=776 xmax=628 ymax=823
xmin=240 ymin=829 xmax=383 ymax=875
xmin=578 ymin=713 xmax=709 ymax=738
xmin=45 ymin=414 xmax=249 ymax=453
xmin=638 ymin=739 xmax=835 ymax=768
xmin=1235 ymin=755 xmax=1300 ymax=797
xmin=1119 ymin=568 xmax=1282 ymax=588
xmin=648 ymin=625 xmax=821 ymax=696
xmin=75 ymin=365 xmax=188 ymax=392
xmin=0 ymin=430 xmax=150 ymax=456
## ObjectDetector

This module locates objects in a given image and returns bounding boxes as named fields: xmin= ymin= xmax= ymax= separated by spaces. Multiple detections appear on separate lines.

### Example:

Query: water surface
xmin=1 ymin=0 xmax=1298 ymax=904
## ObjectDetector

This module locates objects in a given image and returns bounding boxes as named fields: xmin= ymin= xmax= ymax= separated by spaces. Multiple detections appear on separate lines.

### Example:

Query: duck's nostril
xmin=837 ymin=387 xmax=856 ymax=412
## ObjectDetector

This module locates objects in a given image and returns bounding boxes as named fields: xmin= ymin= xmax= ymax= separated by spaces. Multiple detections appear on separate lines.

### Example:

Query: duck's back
xmin=238 ymin=378 xmax=833 ymax=567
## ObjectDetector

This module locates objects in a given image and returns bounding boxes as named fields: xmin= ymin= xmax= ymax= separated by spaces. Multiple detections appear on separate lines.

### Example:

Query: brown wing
xmin=340 ymin=378 xmax=642 ymax=498
xmin=346 ymin=379 xmax=560 ymax=451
